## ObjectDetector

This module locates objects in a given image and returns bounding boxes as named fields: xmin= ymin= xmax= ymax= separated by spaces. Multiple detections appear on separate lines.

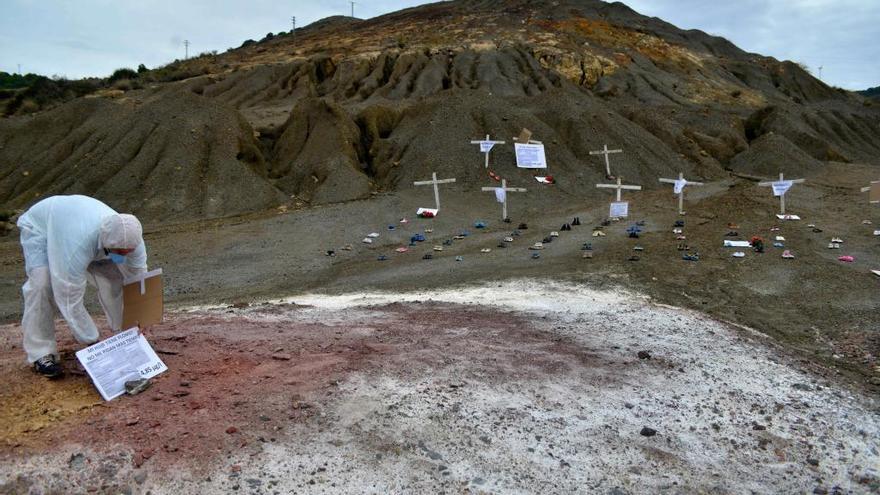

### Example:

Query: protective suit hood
xmin=100 ymin=214 xmax=143 ymax=250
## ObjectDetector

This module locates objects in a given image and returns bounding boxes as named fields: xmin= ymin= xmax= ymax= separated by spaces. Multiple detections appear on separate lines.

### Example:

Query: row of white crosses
xmin=418 ymin=137 xmax=829 ymax=220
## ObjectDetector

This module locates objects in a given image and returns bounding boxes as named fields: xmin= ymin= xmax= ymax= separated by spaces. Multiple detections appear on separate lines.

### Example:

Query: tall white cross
xmin=482 ymin=179 xmax=526 ymax=221
xmin=758 ymin=172 xmax=806 ymax=215
xmin=413 ymin=172 xmax=456 ymax=210
xmin=658 ymin=172 xmax=705 ymax=215
xmin=470 ymin=134 xmax=506 ymax=168
xmin=860 ymin=180 xmax=879 ymax=204
xmin=596 ymin=176 xmax=642 ymax=202
xmin=589 ymin=144 xmax=623 ymax=178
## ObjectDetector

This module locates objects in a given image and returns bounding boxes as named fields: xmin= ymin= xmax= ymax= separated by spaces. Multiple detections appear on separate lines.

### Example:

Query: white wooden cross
xmin=470 ymin=134 xmax=506 ymax=168
xmin=482 ymin=179 xmax=526 ymax=220
xmin=589 ymin=144 xmax=622 ymax=178
xmin=758 ymin=172 xmax=806 ymax=214
xmin=595 ymin=176 xmax=642 ymax=202
xmin=658 ymin=172 xmax=705 ymax=215
xmin=413 ymin=172 xmax=456 ymax=210
xmin=860 ymin=180 xmax=880 ymax=204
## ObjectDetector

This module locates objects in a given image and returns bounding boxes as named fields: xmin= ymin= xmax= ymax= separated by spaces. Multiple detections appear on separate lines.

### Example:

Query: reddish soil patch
xmin=0 ymin=301 xmax=602 ymax=472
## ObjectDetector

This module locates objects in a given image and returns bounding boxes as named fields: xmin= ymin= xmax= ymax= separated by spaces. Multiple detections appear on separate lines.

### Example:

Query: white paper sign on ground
xmin=479 ymin=141 xmax=495 ymax=153
xmin=609 ymin=201 xmax=629 ymax=218
xmin=772 ymin=180 xmax=793 ymax=196
xmin=416 ymin=208 xmax=439 ymax=216
xmin=76 ymin=328 xmax=167 ymax=401
xmin=776 ymin=214 xmax=801 ymax=220
xmin=724 ymin=240 xmax=752 ymax=247
xmin=494 ymin=188 xmax=506 ymax=203
xmin=514 ymin=143 xmax=547 ymax=169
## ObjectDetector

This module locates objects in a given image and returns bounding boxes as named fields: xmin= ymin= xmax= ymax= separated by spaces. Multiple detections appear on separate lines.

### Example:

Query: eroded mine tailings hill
xmin=1 ymin=0 xmax=877 ymax=223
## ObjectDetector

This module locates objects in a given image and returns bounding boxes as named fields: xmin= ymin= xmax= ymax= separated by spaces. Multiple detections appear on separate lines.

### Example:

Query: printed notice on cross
xmin=758 ymin=172 xmax=805 ymax=215
xmin=659 ymin=172 xmax=704 ymax=215
xmin=482 ymin=179 xmax=526 ymax=221
xmin=470 ymin=134 xmax=506 ymax=168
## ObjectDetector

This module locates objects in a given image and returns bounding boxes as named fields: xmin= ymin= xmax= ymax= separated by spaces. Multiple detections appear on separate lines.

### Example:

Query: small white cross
xmin=595 ymin=176 xmax=642 ymax=202
xmin=413 ymin=172 xmax=456 ymax=210
xmin=470 ymin=134 xmax=506 ymax=168
xmin=860 ymin=180 xmax=879 ymax=204
xmin=758 ymin=172 xmax=805 ymax=215
xmin=481 ymin=179 xmax=527 ymax=221
xmin=659 ymin=172 xmax=705 ymax=215
xmin=589 ymin=144 xmax=623 ymax=178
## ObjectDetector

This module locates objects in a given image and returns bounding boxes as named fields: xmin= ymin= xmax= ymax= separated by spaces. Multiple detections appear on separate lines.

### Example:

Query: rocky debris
xmin=637 ymin=351 xmax=651 ymax=360
xmin=639 ymin=427 xmax=657 ymax=437
xmin=124 ymin=378 xmax=151 ymax=395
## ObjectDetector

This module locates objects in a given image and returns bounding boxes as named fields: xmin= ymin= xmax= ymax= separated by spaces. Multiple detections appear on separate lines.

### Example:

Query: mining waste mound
xmin=1 ymin=0 xmax=878 ymax=223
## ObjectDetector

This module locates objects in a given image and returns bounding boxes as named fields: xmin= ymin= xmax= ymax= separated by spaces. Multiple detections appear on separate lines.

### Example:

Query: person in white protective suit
xmin=17 ymin=195 xmax=148 ymax=378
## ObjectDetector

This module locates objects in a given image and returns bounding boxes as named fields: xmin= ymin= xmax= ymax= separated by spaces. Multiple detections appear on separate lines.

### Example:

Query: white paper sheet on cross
xmin=596 ymin=176 xmax=642 ymax=202
xmin=659 ymin=172 xmax=705 ymax=215
xmin=470 ymin=134 xmax=506 ymax=168
xmin=589 ymin=144 xmax=623 ymax=178
xmin=758 ymin=172 xmax=805 ymax=214
xmin=413 ymin=172 xmax=456 ymax=210
xmin=482 ymin=179 xmax=526 ymax=220
xmin=860 ymin=180 xmax=880 ymax=204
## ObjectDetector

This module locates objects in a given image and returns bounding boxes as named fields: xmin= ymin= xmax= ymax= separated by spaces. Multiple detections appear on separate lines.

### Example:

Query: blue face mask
xmin=108 ymin=253 xmax=127 ymax=264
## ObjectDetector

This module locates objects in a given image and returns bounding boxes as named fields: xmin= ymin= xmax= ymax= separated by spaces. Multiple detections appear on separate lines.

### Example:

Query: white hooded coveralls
xmin=17 ymin=195 xmax=147 ymax=363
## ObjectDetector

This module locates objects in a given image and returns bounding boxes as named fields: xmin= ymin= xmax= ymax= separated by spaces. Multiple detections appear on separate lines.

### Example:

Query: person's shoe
xmin=518 ymin=223 xmax=528 ymax=230
xmin=628 ymin=232 xmax=639 ymax=238
xmin=542 ymin=236 xmax=553 ymax=243
xmin=503 ymin=218 xmax=512 ymax=223
xmin=674 ymin=220 xmax=685 ymax=227
xmin=550 ymin=231 xmax=560 ymax=237
xmin=725 ymin=231 xmax=739 ymax=237
xmin=572 ymin=217 xmax=581 ymax=226
xmin=582 ymin=251 xmax=593 ymax=259
xmin=33 ymin=355 xmax=63 ymax=379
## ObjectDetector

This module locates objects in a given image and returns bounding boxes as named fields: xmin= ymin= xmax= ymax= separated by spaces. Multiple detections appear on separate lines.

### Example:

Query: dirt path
xmin=1 ymin=281 xmax=877 ymax=494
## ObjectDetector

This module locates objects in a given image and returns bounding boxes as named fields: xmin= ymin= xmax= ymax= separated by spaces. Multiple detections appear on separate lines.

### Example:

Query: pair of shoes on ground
xmin=560 ymin=224 xmax=572 ymax=231
xmin=572 ymin=217 xmax=581 ymax=226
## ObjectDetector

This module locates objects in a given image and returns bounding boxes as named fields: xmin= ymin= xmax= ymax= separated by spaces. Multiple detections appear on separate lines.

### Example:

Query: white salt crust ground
xmin=3 ymin=279 xmax=878 ymax=494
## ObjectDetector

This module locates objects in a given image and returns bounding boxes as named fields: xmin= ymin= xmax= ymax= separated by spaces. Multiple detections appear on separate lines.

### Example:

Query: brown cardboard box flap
xmin=870 ymin=182 xmax=880 ymax=204
xmin=123 ymin=269 xmax=163 ymax=329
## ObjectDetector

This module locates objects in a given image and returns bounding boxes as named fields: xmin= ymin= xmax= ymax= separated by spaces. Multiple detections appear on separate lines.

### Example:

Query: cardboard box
xmin=122 ymin=269 xmax=163 ymax=329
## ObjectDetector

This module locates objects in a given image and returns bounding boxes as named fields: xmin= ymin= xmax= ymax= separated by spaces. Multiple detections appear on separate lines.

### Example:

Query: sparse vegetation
xmin=108 ymin=67 xmax=138 ymax=83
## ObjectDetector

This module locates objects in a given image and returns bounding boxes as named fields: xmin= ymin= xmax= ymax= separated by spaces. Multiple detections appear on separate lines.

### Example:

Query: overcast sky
xmin=1 ymin=0 xmax=877 ymax=90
